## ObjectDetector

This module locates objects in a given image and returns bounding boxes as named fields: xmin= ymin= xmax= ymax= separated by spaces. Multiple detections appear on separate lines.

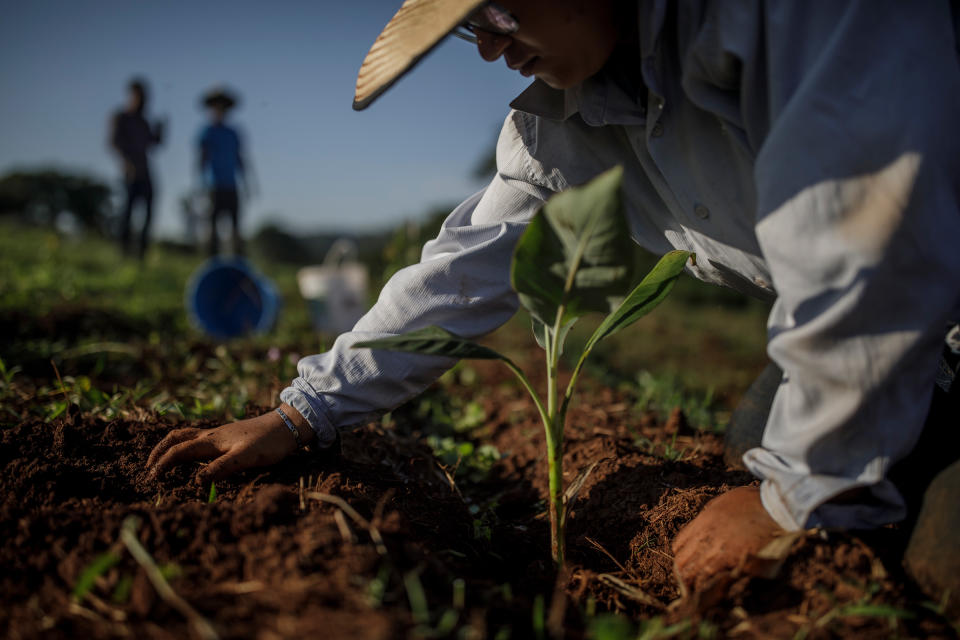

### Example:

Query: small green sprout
xmin=355 ymin=167 xmax=692 ymax=565
xmin=207 ymin=482 xmax=217 ymax=503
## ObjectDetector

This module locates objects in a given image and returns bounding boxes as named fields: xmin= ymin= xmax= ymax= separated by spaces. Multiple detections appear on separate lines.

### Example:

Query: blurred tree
xmin=0 ymin=169 xmax=113 ymax=235
xmin=249 ymin=222 xmax=306 ymax=264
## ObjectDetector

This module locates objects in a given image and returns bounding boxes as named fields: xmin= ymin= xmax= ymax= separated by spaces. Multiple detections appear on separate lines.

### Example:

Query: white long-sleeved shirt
xmin=283 ymin=0 xmax=960 ymax=531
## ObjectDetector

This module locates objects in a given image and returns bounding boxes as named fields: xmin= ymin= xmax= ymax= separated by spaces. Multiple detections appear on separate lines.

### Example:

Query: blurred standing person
xmin=198 ymin=87 xmax=248 ymax=256
xmin=109 ymin=77 xmax=164 ymax=259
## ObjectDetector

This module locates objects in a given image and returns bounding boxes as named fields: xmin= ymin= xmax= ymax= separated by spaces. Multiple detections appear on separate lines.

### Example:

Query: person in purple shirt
xmin=197 ymin=87 xmax=248 ymax=256
xmin=109 ymin=78 xmax=164 ymax=259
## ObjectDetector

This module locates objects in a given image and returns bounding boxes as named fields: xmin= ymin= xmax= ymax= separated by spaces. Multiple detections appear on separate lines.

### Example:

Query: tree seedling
xmin=355 ymin=166 xmax=692 ymax=565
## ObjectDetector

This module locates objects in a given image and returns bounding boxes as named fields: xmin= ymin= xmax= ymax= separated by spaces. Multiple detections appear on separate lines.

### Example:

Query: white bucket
xmin=297 ymin=239 xmax=369 ymax=335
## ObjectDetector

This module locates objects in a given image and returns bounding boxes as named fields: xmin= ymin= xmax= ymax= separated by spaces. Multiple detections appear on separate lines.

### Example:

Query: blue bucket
xmin=186 ymin=258 xmax=279 ymax=339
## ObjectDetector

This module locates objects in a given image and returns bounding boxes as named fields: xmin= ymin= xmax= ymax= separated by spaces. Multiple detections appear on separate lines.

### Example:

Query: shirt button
xmin=694 ymin=203 xmax=710 ymax=219
xmin=651 ymin=122 xmax=663 ymax=137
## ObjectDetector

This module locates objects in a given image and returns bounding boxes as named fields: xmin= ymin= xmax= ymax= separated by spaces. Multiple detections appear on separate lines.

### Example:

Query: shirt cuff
xmin=745 ymin=447 xmax=907 ymax=531
xmin=279 ymin=380 xmax=339 ymax=449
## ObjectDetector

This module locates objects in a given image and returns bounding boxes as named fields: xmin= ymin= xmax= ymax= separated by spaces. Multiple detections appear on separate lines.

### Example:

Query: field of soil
xmin=2 ymin=351 xmax=957 ymax=640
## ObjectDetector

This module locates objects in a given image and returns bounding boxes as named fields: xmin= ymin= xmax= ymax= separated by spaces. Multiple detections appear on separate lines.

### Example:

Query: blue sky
xmin=0 ymin=0 xmax=532 ymax=237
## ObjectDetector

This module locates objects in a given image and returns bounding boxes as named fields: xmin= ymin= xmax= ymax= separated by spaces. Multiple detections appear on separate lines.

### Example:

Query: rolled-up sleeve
xmin=719 ymin=1 xmax=960 ymax=529
xmin=281 ymin=112 xmax=557 ymax=447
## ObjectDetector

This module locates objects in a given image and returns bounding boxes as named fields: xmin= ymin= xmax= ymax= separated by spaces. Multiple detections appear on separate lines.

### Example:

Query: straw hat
xmin=353 ymin=0 xmax=485 ymax=111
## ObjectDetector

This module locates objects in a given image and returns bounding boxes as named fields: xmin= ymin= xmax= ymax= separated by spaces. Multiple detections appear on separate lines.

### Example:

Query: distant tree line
xmin=0 ymin=169 xmax=114 ymax=235
xmin=0 ymin=167 xmax=466 ymax=288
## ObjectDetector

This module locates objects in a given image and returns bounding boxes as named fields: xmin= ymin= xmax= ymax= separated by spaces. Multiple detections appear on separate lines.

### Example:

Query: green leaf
xmin=72 ymin=552 xmax=120 ymax=600
xmin=511 ymin=166 xmax=636 ymax=328
xmin=207 ymin=482 xmax=217 ymax=503
xmin=353 ymin=326 xmax=508 ymax=361
xmin=46 ymin=400 xmax=68 ymax=421
xmin=583 ymin=250 xmax=692 ymax=353
xmin=531 ymin=316 xmax=577 ymax=356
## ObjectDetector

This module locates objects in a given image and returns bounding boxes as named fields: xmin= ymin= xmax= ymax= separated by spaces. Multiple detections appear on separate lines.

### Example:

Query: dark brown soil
xmin=1 ymin=359 xmax=956 ymax=640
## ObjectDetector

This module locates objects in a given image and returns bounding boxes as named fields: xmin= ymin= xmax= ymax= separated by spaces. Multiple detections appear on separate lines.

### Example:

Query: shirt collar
xmin=508 ymin=0 xmax=665 ymax=127
xmin=508 ymin=69 xmax=648 ymax=127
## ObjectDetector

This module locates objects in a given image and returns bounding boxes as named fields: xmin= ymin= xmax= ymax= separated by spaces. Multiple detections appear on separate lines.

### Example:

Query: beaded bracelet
xmin=275 ymin=407 xmax=302 ymax=448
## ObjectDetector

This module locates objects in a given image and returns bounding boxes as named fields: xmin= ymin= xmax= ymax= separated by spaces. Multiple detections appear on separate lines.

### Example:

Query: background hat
xmin=353 ymin=0 xmax=485 ymax=111
xmin=202 ymin=87 xmax=238 ymax=110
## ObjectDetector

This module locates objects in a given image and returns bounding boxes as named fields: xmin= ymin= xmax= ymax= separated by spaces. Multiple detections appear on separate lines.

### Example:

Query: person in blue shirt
xmin=197 ymin=88 xmax=248 ymax=256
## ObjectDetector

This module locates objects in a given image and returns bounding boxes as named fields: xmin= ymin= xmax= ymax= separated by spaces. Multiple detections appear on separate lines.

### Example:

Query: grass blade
xmin=120 ymin=516 xmax=219 ymax=640
xmin=72 ymin=552 xmax=120 ymax=601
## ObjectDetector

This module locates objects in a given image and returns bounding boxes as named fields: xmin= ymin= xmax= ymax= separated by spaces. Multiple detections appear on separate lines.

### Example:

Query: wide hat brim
xmin=202 ymin=89 xmax=238 ymax=109
xmin=353 ymin=0 xmax=485 ymax=111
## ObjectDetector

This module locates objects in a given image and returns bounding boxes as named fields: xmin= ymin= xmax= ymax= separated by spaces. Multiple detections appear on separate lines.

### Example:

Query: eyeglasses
xmin=451 ymin=2 xmax=519 ymax=44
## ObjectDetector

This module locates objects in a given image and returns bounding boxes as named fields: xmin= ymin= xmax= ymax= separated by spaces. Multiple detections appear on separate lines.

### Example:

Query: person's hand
xmin=146 ymin=404 xmax=312 ymax=484
xmin=672 ymin=486 xmax=785 ymax=593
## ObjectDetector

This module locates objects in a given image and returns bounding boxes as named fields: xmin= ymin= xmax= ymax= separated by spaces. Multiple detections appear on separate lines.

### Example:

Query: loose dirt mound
xmin=1 ymin=367 xmax=955 ymax=639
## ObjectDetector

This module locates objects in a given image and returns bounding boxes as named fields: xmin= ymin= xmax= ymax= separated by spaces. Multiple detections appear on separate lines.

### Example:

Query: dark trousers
xmin=208 ymin=188 xmax=241 ymax=256
xmin=119 ymin=179 xmax=153 ymax=259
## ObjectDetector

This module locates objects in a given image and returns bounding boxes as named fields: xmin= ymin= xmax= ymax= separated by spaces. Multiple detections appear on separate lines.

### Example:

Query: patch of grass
xmin=630 ymin=432 xmax=688 ymax=462
xmin=413 ymin=387 xmax=488 ymax=435
xmin=633 ymin=370 xmax=729 ymax=433
xmin=0 ymin=220 xmax=320 ymax=361
xmin=426 ymin=435 xmax=501 ymax=484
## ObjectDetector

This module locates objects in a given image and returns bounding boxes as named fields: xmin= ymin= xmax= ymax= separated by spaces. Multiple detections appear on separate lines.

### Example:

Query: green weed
xmin=426 ymin=435 xmax=501 ymax=483
xmin=532 ymin=594 xmax=546 ymax=640
xmin=815 ymin=582 xmax=916 ymax=633
xmin=634 ymin=370 xmax=727 ymax=432
xmin=36 ymin=374 xmax=150 ymax=421
xmin=631 ymin=432 xmax=688 ymax=462
xmin=72 ymin=551 xmax=120 ymax=600
xmin=469 ymin=497 xmax=500 ymax=542
xmin=366 ymin=562 xmax=391 ymax=608
xmin=0 ymin=356 xmax=21 ymax=388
